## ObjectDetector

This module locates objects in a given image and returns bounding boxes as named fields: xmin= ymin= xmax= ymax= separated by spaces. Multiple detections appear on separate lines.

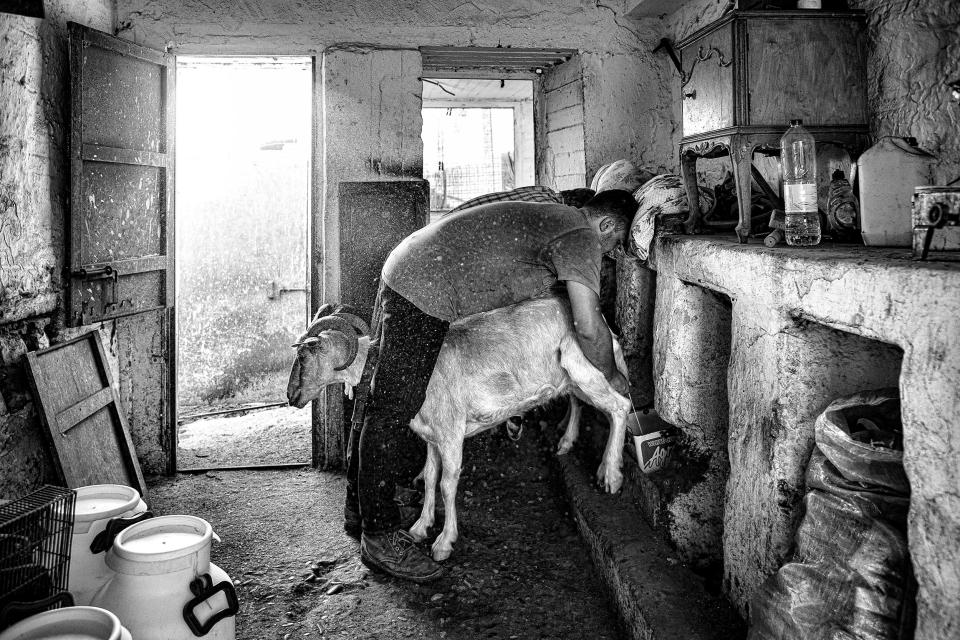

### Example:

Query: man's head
xmin=581 ymin=189 xmax=638 ymax=256
xmin=560 ymin=188 xmax=597 ymax=208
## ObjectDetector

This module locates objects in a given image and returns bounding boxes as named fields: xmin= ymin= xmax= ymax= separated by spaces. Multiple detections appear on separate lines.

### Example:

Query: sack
xmin=628 ymin=174 xmax=716 ymax=261
xmin=749 ymin=389 xmax=915 ymax=640
xmin=590 ymin=159 xmax=655 ymax=194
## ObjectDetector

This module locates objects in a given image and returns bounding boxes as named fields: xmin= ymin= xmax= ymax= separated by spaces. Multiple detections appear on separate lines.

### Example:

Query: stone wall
xmin=643 ymin=237 xmax=960 ymax=640
xmin=0 ymin=3 xmax=117 ymax=499
xmin=113 ymin=0 xmax=679 ymax=181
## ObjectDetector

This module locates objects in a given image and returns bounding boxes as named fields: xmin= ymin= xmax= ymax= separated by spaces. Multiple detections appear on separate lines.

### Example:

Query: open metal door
xmin=68 ymin=23 xmax=176 ymax=474
xmin=68 ymin=23 xmax=174 ymax=326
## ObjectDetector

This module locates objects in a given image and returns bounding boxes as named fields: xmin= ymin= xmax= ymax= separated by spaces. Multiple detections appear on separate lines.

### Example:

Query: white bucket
xmin=0 ymin=606 xmax=132 ymax=640
xmin=626 ymin=409 xmax=677 ymax=474
xmin=91 ymin=515 xmax=237 ymax=640
xmin=69 ymin=484 xmax=149 ymax=606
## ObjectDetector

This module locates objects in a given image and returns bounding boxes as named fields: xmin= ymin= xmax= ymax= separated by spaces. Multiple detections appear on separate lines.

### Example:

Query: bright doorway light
xmin=175 ymin=56 xmax=312 ymax=469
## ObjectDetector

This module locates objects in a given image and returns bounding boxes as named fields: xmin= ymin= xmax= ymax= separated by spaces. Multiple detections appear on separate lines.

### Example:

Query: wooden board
xmin=24 ymin=331 xmax=146 ymax=497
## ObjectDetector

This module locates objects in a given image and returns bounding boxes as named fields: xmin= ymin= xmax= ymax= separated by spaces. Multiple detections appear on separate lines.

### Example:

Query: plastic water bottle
xmin=826 ymin=169 xmax=859 ymax=240
xmin=780 ymin=119 xmax=821 ymax=246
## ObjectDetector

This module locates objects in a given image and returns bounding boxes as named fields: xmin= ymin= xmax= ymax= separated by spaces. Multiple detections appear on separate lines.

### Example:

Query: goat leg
xmin=596 ymin=402 xmax=629 ymax=493
xmin=431 ymin=438 xmax=463 ymax=561
xmin=560 ymin=337 xmax=630 ymax=494
xmin=556 ymin=396 xmax=581 ymax=455
xmin=409 ymin=443 xmax=440 ymax=542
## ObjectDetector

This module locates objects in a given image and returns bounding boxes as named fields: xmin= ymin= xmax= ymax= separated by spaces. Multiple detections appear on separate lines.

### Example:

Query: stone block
xmin=651 ymin=274 xmax=732 ymax=571
xmin=651 ymin=236 xmax=958 ymax=638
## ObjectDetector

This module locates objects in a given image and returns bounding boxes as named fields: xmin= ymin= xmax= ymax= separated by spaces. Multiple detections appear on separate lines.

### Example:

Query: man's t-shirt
xmin=382 ymin=201 xmax=602 ymax=322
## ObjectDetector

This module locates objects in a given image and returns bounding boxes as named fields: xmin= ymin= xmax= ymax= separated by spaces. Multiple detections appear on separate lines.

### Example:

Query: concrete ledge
xmin=555 ymin=441 xmax=745 ymax=640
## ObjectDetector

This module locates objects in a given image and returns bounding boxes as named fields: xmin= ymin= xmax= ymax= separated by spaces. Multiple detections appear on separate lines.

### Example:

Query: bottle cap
xmin=790 ymin=118 xmax=803 ymax=126
xmin=832 ymin=169 xmax=845 ymax=180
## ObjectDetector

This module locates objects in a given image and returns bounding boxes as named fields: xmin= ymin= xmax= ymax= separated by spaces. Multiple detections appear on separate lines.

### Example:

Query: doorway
xmin=174 ymin=57 xmax=312 ymax=469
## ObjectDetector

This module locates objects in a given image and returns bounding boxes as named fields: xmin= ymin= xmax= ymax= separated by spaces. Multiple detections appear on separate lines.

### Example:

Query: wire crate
xmin=0 ymin=485 xmax=76 ymax=629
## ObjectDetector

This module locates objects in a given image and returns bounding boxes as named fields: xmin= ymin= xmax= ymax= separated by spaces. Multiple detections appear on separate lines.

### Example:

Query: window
xmin=421 ymin=78 xmax=535 ymax=220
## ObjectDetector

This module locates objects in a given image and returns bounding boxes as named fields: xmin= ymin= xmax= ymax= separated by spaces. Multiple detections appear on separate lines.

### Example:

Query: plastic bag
xmin=628 ymin=174 xmax=716 ymax=261
xmin=748 ymin=389 xmax=915 ymax=640
xmin=590 ymin=159 xmax=655 ymax=194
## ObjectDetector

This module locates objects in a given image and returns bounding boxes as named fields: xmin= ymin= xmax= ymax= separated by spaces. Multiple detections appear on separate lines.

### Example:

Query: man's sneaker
xmin=344 ymin=504 xmax=424 ymax=539
xmin=360 ymin=529 xmax=446 ymax=583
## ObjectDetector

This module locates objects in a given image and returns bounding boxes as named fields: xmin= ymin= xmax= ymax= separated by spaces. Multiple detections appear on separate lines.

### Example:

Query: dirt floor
xmin=148 ymin=416 xmax=625 ymax=640
xmin=177 ymin=405 xmax=312 ymax=469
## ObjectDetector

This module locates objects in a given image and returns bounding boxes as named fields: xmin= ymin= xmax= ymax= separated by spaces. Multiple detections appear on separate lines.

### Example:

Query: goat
xmin=287 ymin=298 xmax=631 ymax=561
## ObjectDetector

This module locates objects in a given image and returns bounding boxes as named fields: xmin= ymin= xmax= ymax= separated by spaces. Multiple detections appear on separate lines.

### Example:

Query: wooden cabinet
xmin=677 ymin=10 xmax=869 ymax=242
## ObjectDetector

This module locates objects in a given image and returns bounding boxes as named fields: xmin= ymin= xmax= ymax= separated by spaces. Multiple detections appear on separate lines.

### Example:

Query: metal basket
xmin=0 ymin=485 xmax=76 ymax=629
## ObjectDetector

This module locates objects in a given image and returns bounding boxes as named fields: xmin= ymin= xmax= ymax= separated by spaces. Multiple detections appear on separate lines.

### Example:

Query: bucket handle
xmin=89 ymin=511 xmax=155 ymax=554
xmin=182 ymin=573 xmax=240 ymax=637
xmin=0 ymin=592 xmax=75 ymax=628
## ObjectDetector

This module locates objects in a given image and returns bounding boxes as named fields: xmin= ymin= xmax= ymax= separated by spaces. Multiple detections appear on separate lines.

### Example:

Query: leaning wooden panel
xmin=23 ymin=331 xmax=147 ymax=497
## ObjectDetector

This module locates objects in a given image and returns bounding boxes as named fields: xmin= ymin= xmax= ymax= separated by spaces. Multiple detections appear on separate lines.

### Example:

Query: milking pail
xmin=858 ymin=136 xmax=937 ymax=246
xmin=91 ymin=515 xmax=238 ymax=640
xmin=69 ymin=484 xmax=151 ymax=606
xmin=0 ymin=606 xmax=132 ymax=640
xmin=626 ymin=408 xmax=677 ymax=474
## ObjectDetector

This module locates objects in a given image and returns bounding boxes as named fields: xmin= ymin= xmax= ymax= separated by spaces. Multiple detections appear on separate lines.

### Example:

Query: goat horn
xmin=334 ymin=312 xmax=370 ymax=337
xmin=307 ymin=316 xmax=359 ymax=371
xmin=312 ymin=303 xmax=335 ymax=323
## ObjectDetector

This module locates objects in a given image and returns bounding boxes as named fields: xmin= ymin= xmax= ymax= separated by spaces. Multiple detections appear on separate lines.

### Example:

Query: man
xmin=352 ymin=190 xmax=637 ymax=582
xmin=446 ymin=185 xmax=597 ymax=214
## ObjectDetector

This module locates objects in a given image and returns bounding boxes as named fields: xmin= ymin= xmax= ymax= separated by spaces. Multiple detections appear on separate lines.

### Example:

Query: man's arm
xmin=565 ymin=280 xmax=629 ymax=396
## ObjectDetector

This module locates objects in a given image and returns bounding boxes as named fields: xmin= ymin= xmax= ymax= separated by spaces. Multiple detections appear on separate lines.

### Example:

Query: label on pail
xmin=626 ymin=410 xmax=677 ymax=474
xmin=634 ymin=430 xmax=676 ymax=474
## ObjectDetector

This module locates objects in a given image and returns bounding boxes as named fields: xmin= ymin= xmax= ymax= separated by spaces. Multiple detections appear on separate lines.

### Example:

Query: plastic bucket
xmin=91 ymin=515 xmax=237 ymax=640
xmin=0 ymin=606 xmax=132 ymax=640
xmin=69 ymin=484 xmax=150 ymax=606
xmin=626 ymin=409 xmax=676 ymax=474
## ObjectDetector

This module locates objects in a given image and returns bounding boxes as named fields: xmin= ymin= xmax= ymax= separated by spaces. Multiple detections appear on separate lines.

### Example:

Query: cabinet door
xmin=681 ymin=25 xmax=735 ymax=137
xmin=747 ymin=17 xmax=867 ymax=126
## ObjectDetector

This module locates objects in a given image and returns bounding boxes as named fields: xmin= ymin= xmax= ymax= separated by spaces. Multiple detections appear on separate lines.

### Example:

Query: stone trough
xmin=605 ymin=235 xmax=960 ymax=640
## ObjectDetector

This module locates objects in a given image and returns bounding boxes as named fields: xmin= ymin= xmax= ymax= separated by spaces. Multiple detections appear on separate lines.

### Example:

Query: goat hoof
xmin=596 ymin=464 xmax=623 ymax=494
xmin=432 ymin=540 xmax=453 ymax=562
xmin=605 ymin=474 xmax=623 ymax=494
xmin=409 ymin=521 xmax=430 ymax=542
xmin=556 ymin=439 xmax=574 ymax=456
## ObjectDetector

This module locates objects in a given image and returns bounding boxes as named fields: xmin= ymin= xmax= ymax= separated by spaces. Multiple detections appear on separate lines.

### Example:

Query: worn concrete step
xmin=555 ymin=446 xmax=746 ymax=640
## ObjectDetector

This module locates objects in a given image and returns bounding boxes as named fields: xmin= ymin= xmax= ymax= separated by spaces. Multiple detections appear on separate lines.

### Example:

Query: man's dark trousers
xmin=347 ymin=284 xmax=449 ymax=533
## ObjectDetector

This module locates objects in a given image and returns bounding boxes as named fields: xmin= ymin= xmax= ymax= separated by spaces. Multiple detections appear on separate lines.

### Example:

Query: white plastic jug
xmin=0 ymin=606 xmax=132 ymax=640
xmin=91 ymin=515 xmax=237 ymax=640
xmin=69 ymin=484 xmax=150 ymax=606
xmin=858 ymin=136 xmax=936 ymax=246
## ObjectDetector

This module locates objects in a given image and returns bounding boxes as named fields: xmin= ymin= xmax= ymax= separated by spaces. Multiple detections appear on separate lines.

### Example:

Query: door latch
xmin=268 ymin=280 xmax=308 ymax=301
xmin=70 ymin=265 xmax=133 ymax=322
